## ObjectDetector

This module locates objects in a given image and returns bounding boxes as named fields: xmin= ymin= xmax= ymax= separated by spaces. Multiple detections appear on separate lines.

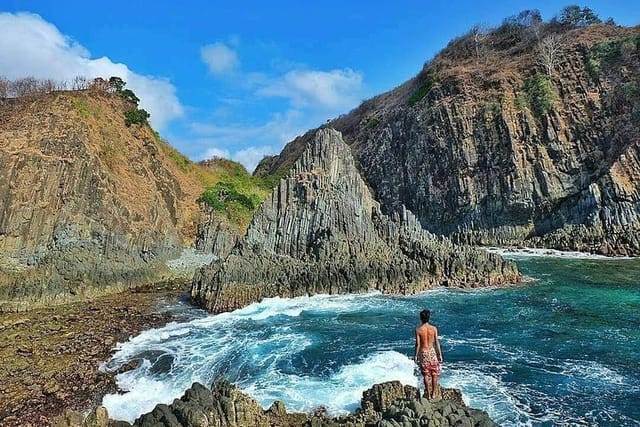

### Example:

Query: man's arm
xmin=414 ymin=328 xmax=421 ymax=362
xmin=434 ymin=327 xmax=443 ymax=363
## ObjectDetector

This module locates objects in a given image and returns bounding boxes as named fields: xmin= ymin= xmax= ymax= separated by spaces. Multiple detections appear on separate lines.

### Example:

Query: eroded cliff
xmin=257 ymin=24 xmax=640 ymax=256
xmin=0 ymin=91 xmax=208 ymax=309
xmin=192 ymin=129 xmax=519 ymax=313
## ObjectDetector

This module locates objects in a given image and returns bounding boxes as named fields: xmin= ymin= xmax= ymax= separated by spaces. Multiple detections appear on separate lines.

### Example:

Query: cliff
xmin=192 ymin=128 xmax=519 ymax=313
xmin=256 ymin=24 xmax=640 ymax=256
xmin=0 ymin=90 xmax=211 ymax=310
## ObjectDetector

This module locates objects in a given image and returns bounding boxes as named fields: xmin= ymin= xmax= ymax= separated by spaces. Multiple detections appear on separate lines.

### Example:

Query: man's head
xmin=420 ymin=309 xmax=431 ymax=324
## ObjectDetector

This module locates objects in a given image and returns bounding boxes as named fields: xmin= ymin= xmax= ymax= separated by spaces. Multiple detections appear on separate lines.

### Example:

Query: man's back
xmin=416 ymin=323 xmax=438 ymax=351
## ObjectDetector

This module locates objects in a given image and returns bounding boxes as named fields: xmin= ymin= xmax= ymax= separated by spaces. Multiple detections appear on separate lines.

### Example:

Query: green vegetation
xmin=558 ymin=5 xmax=601 ymax=27
xmin=485 ymin=102 xmax=502 ymax=117
xmin=409 ymin=73 xmax=437 ymax=106
xmin=522 ymin=74 xmax=558 ymax=116
xmin=124 ymin=108 xmax=150 ymax=126
xmin=107 ymin=76 xmax=150 ymax=126
xmin=586 ymin=35 xmax=640 ymax=80
xmin=367 ymin=116 xmax=380 ymax=128
xmin=198 ymin=159 xmax=278 ymax=229
xmin=201 ymin=181 xmax=260 ymax=211
xmin=74 ymin=99 xmax=91 ymax=118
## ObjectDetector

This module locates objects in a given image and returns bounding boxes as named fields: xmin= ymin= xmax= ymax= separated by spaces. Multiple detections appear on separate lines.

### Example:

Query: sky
xmin=1 ymin=1 xmax=639 ymax=172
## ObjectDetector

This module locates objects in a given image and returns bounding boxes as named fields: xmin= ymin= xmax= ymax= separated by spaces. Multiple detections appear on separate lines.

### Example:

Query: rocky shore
xmin=57 ymin=381 xmax=497 ymax=427
xmin=0 ymin=279 xmax=188 ymax=427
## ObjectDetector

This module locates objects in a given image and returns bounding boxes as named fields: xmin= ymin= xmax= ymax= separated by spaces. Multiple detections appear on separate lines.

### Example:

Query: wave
xmin=482 ymin=246 xmax=636 ymax=260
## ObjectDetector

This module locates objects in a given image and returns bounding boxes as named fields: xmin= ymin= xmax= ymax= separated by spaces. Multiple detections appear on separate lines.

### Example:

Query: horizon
xmin=1 ymin=1 xmax=639 ymax=172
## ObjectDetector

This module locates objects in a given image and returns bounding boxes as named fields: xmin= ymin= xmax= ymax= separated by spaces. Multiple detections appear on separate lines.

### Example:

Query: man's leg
xmin=430 ymin=373 xmax=439 ymax=399
xmin=422 ymin=372 xmax=430 ymax=397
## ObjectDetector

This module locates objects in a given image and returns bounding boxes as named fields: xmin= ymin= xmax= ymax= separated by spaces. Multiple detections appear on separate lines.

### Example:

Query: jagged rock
xmin=194 ymin=202 xmax=240 ymax=258
xmin=113 ymin=380 xmax=496 ymax=427
xmin=256 ymin=25 xmax=640 ymax=256
xmin=192 ymin=128 xmax=519 ymax=313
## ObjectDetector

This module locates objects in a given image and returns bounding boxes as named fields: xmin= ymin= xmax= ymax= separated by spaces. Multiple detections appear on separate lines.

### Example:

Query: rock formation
xmin=256 ymin=25 xmax=640 ymax=256
xmin=0 ymin=91 xmax=208 ymax=310
xmin=95 ymin=381 xmax=497 ymax=427
xmin=192 ymin=128 xmax=519 ymax=313
xmin=194 ymin=202 xmax=240 ymax=258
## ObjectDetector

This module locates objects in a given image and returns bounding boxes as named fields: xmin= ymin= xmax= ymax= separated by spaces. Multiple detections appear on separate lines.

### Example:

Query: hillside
xmin=0 ymin=88 xmax=270 ymax=309
xmin=256 ymin=19 xmax=640 ymax=256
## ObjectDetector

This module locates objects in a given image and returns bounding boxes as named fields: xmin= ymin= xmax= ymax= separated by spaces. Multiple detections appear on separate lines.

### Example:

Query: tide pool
xmin=101 ymin=256 xmax=640 ymax=426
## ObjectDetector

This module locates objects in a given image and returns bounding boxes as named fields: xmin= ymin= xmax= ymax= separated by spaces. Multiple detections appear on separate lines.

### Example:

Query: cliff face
xmin=257 ymin=25 xmax=640 ymax=256
xmin=192 ymin=129 xmax=518 ymax=313
xmin=0 ymin=91 xmax=207 ymax=309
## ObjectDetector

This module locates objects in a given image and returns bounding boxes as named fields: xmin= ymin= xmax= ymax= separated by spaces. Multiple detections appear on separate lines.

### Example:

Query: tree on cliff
xmin=537 ymin=34 xmax=565 ymax=76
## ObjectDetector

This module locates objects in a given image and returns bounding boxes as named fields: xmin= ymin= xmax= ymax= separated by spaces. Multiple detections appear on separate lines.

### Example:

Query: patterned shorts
xmin=417 ymin=348 xmax=441 ymax=376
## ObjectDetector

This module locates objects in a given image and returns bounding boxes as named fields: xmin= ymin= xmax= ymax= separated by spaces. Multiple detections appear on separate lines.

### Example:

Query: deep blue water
xmin=102 ymin=255 xmax=640 ymax=426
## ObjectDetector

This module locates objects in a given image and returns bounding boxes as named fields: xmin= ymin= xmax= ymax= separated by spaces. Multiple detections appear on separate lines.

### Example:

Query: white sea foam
xmin=482 ymin=246 xmax=636 ymax=260
xmin=243 ymin=350 xmax=418 ymax=415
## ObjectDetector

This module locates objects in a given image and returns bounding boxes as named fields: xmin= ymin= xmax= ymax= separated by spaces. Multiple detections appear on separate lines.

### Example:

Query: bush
xmin=523 ymin=74 xmax=557 ymax=116
xmin=200 ymin=181 xmax=259 ymax=211
xmin=586 ymin=35 xmax=640 ymax=80
xmin=409 ymin=73 xmax=437 ymax=106
xmin=124 ymin=108 xmax=150 ymax=126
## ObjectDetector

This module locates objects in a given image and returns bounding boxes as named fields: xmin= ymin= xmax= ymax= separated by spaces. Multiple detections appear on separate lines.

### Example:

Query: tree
xmin=119 ymin=88 xmax=140 ymax=105
xmin=560 ymin=5 xmax=602 ymax=27
xmin=0 ymin=76 xmax=8 ymax=98
xmin=10 ymin=77 xmax=38 ymax=97
xmin=471 ymin=25 xmax=487 ymax=59
xmin=108 ymin=76 xmax=126 ymax=93
xmin=124 ymin=108 xmax=150 ymax=126
xmin=537 ymin=34 xmax=564 ymax=76
xmin=71 ymin=76 xmax=88 ymax=90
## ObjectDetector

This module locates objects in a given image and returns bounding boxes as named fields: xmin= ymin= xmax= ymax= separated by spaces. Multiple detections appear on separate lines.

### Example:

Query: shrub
xmin=200 ymin=181 xmax=258 ymax=211
xmin=124 ymin=108 xmax=150 ymax=126
xmin=523 ymin=74 xmax=558 ymax=116
xmin=409 ymin=73 xmax=437 ymax=106
xmin=586 ymin=35 xmax=640 ymax=80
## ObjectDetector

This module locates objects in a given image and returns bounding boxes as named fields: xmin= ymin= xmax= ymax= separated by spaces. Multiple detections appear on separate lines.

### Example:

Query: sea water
xmin=101 ymin=255 xmax=640 ymax=426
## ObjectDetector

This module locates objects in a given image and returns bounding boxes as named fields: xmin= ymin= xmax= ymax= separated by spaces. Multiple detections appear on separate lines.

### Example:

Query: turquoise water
xmin=102 ymin=256 xmax=640 ymax=426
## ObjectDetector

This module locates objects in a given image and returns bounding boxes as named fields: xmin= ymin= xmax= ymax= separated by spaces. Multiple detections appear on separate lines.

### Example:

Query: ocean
xmin=101 ymin=254 xmax=640 ymax=426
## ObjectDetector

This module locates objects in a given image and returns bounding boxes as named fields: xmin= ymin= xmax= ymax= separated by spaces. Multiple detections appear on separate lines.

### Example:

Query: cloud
xmin=0 ymin=12 xmax=183 ymax=130
xmin=257 ymin=68 xmax=364 ymax=110
xmin=192 ymin=109 xmax=307 ymax=172
xmin=200 ymin=42 xmax=239 ymax=75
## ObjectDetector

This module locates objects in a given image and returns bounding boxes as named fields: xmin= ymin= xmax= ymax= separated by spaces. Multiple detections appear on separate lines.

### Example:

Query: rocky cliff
xmin=0 ymin=91 xmax=209 ymax=310
xmin=66 ymin=381 xmax=495 ymax=427
xmin=256 ymin=24 xmax=640 ymax=256
xmin=192 ymin=128 xmax=519 ymax=313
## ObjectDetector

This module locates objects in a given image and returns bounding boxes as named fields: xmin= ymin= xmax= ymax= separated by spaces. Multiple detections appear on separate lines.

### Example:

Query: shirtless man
xmin=414 ymin=309 xmax=443 ymax=399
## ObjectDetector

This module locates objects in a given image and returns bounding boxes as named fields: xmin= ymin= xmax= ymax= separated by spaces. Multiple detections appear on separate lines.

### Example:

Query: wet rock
xmin=120 ymin=380 xmax=496 ymax=427
xmin=192 ymin=129 xmax=519 ymax=313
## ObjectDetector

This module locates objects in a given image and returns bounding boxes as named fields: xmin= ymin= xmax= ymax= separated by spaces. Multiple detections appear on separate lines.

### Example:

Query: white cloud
xmin=257 ymin=68 xmax=364 ymax=110
xmin=200 ymin=42 xmax=239 ymax=75
xmin=193 ymin=109 xmax=308 ymax=172
xmin=201 ymin=147 xmax=231 ymax=160
xmin=0 ymin=12 xmax=183 ymax=130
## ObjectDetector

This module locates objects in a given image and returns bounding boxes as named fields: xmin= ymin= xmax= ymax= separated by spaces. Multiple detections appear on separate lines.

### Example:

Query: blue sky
xmin=1 ymin=1 xmax=639 ymax=171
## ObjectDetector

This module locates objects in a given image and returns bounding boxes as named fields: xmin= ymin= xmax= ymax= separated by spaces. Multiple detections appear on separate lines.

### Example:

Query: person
xmin=414 ymin=309 xmax=443 ymax=399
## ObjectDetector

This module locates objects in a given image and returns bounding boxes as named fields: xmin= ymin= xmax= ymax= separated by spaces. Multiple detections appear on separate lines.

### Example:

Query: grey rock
xmin=256 ymin=27 xmax=640 ymax=257
xmin=192 ymin=129 xmax=519 ymax=313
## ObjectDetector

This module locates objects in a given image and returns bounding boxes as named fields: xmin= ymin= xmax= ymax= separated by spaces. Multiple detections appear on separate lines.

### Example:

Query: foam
xmin=482 ymin=246 xmax=636 ymax=260
xmin=243 ymin=351 xmax=418 ymax=415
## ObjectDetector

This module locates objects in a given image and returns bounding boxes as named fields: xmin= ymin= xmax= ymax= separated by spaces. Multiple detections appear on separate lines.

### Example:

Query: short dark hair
xmin=420 ymin=309 xmax=431 ymax=323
